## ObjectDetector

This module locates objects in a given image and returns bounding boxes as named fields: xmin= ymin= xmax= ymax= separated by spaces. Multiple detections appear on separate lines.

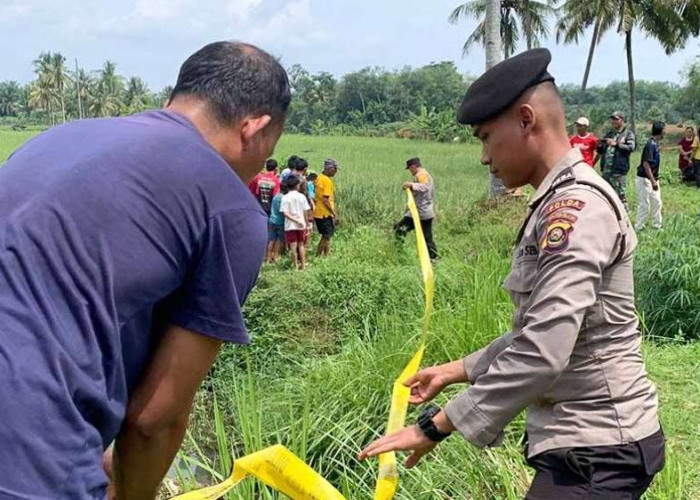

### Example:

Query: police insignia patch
xmin=543 ymin=198 xmax=586 ymax=217
xmin=541 ymin=219 xmax=574 ymax=253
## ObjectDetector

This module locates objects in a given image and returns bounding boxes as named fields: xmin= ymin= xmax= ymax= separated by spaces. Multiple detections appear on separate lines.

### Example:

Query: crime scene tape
xmin=170 ymin=445 xmax=345 ymax=500
xmin=373 ymin=188 xmax=435 ymax=500
xmin=171 ymin=189 xmax=433 ymax=500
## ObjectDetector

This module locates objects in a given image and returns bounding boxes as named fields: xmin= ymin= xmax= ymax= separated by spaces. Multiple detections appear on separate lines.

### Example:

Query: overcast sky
xmin=2 ymin=0 xmax=699 ymax=91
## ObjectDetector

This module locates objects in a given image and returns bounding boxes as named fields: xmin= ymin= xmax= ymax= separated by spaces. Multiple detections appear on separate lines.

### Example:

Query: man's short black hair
xmin=294 ymin=158 xmax=308 ymax=171
xmin=287 ymin=155 xmax=300 ymax=169
xmin=651 ymin=122 xmax=665 ymax=136
xmin=265 ymin=158 xmax=278 ymax=171
xmin=170 ymin=41 xmax=291 ymax=126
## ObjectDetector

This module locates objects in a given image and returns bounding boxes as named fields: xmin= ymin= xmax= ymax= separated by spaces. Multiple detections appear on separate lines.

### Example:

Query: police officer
xmin=394 ymin=157 xmax=438 ymax=261
xmin=359 ymin=48 xmax=664 ymax=499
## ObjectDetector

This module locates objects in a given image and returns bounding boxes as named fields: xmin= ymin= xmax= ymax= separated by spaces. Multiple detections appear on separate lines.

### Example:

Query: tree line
xmin=1 ymin=51 xmax=698 ymax=142
xmin=0 ymin=52 xmax=172 ymax=126
xmin=450 ymin=0 xmax=700 ymax=130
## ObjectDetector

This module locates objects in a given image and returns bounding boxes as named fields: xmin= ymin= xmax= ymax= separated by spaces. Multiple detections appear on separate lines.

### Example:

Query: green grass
xmin=0 ymin=129 xmax=38 ymax=162
xmin=1 ymin=130 xmax=699 ymax=499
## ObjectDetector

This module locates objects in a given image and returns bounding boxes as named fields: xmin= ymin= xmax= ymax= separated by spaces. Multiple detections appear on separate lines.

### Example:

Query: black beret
xmin=456 ymin=48 xmax=555 ymax=125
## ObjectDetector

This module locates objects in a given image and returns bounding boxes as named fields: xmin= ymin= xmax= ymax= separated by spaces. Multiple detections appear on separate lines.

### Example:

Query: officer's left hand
xmin=402 ymin=182 xmax=413 ymax=190
xmin=358 ymin=425 xmax=437 ymax=469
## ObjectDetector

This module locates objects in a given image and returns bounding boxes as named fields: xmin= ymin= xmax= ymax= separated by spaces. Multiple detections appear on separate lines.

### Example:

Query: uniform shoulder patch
xmin=539 ymin=200 xmax=584 ymax=254
xmin=542 ymin=198 xmax=586 ymax=217
xmin=540 ymin=218 xmax=574 ymax=254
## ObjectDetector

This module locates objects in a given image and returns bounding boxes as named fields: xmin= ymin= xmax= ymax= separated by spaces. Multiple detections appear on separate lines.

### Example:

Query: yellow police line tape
xmin=373 ymin=189 xmax=434 ymax=500
xmin=171 ymin=189 xmax=433 ymax=500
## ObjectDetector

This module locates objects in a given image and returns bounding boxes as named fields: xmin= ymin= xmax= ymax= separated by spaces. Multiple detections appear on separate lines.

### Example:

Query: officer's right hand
xmin=404 ymin=366 xmax=449 ymax=404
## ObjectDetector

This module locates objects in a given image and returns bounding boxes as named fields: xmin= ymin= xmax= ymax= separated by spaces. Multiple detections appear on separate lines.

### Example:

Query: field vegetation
xmin=1 ymin=131 xmax=698 ymax=499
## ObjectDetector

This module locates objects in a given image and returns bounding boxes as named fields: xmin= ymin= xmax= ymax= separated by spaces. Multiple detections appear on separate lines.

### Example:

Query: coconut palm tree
xmin=28 ymin=76 xmax=58 ymax=125
xmin=32 ymin=52 xmax=56 ymax=125
xmin=449 ymin=0 xmax=556 ymax=59
xmin=18 ymin=85 xmax=32 ymax=117
xmin=124 ymin=76 xmax=152 ymax=113
xmin=50 ymin=52 xmax=71 ymax=122
xmin=555 ymin=0 xmax=699 ymax=130
xmin=0 ymin=81 xmax=22 ymax=117
xmin=554 ymin=1 xmax=618 ymax=104
xmin=87 ymin=85 xmax=121 ymax=118
xmin=86 ymin=61 xmax=124 ymax=118
xmin=98 ymin=61 xmax=124 ymax=97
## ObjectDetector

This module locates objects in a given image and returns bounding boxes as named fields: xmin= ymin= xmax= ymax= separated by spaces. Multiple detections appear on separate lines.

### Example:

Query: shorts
xmin=285 ymin=229 xmax=306 ymax=244
xmin=314 ymin=217 xmax=335 ymax=237
xmin=268 ymin=224 xmax=285 ymax=242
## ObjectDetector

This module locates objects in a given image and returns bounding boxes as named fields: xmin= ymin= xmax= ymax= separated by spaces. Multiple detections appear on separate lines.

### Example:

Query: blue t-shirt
xmin=269 ymin=193 xmax=284 ymax=226
xmin=0 ymin=111 xmax=266 ymax=499
xmin=307 ymin=181 xmax=316 ymax=200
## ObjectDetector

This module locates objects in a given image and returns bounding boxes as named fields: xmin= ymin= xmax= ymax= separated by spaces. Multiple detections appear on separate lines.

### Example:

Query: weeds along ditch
xmin=0 ymin=130 xmax=697 ymax=499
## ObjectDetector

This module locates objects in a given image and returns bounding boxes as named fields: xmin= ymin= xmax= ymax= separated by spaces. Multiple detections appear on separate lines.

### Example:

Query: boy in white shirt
xmin=280 ymin=175 xmax=311 ymax=270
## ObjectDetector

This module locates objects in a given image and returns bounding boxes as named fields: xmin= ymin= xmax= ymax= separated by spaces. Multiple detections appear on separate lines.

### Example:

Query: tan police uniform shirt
xmin=444 ymin=148 xmax=660 ymax=457
xmin=405 ymin=168 xmax=435 ymax=220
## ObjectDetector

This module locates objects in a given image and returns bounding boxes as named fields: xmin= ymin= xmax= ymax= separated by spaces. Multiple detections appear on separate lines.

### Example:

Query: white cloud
xmin=245 ymin=0 xmax=329 ymax=47
xmin=225 ymin=0 xmax=264 ymax=22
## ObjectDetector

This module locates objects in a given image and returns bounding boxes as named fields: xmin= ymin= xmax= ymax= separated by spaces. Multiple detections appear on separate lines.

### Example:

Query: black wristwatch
xmin=417 ymin=405 xmax=452 ymax=442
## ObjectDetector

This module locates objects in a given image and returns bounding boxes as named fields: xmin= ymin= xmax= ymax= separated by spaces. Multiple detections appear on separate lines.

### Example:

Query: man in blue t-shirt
xmin=635 ymin=122 xmax=665 ymax=231
xmin=0 ymin=41 xmax=290 ymax=500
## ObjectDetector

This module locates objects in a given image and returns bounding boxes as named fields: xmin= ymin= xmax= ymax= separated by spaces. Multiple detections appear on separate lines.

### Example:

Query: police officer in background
xmin=394 ymin=157 xmax=438 ymax=261
xmin=359 ymin=49 xmax=664 ymax=499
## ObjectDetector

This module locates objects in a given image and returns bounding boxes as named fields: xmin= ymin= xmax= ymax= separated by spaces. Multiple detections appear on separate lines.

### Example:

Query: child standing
xmin=280 ymin=176 xmax=311 ymax=270
xmin=266 ymin=183 xmax=287 ymax=263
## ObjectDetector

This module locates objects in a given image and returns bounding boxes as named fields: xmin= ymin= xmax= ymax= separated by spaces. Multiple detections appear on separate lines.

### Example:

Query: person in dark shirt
xmin=598 ymin=112 xmax=636 ymax=210
xmin=635 ymin=122 xmax=665 ymax=231
xmin=0 ymin=41 xmax=290 ymax=500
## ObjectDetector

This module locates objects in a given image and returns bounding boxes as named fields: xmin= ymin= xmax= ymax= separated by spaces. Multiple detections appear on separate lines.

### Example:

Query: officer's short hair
xmin=651 ymin=122 xmax=665 ymax=136
xmin=170 ymin=41 xmax=291 ymax=126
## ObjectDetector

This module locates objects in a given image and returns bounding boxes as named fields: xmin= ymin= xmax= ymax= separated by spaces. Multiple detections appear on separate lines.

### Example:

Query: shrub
xmin=635 ymin=215 xmax=700 ymax=341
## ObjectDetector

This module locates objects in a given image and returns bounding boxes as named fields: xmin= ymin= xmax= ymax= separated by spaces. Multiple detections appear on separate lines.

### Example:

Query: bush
xmin=635 ymin=215 xmax=700 ymax=341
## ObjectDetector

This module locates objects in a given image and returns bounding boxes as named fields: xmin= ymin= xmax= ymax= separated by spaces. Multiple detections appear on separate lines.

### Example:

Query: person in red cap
xmin=569 ymin=117 xmax=597 ymax=167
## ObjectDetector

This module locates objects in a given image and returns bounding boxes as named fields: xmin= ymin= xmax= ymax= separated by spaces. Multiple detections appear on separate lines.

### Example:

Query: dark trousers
xmin=525 ymin=430 xmax=665 ymax=500
xmin=394 ymin=216 xmax=438 ymax=260
xmin=694 ymin=160 xmax=700 ymax=187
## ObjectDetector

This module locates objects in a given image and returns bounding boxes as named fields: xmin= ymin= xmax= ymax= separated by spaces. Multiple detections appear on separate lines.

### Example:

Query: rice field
xmin=1 ymin=128 xmax=699 ymax=499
